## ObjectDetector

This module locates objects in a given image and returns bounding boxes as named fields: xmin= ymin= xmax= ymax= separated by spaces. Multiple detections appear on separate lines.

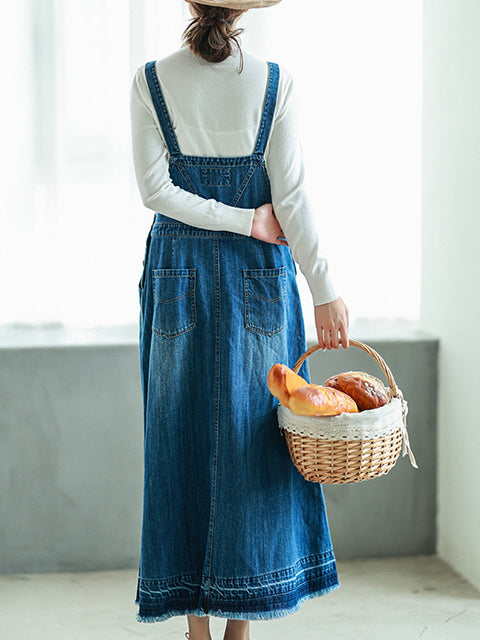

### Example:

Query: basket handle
xmin=291 ymin=339 xmax=400 ymax=399
xmin=291 ymin=339 xmax=418 ymax=469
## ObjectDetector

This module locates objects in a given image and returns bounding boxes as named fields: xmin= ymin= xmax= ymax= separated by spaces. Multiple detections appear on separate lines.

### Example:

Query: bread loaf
xmin=288 ymin=384 xmax=359 ymax=417
xmin=321 ymin=373 xmax=342 ymax=391
xmin=267 ymin=363 xmax=309 ymax=407
xmin=324 ymin=371 xmax=389 ymax=411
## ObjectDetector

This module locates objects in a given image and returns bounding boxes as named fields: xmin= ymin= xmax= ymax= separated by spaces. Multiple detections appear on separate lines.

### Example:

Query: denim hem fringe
xmin=135 ymin=581 xmax=340 ymax=623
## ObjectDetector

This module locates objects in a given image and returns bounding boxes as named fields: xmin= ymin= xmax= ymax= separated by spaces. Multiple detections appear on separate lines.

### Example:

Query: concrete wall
xmin=0 ymin=342 xmax=143 ymax=574
xmin=422 ymin=0 xmax=480 ymax=591
xmin=316 ymin=337 xmax=437 ymax=560
xmin=0 ymin=328 xmax=437 ymax=574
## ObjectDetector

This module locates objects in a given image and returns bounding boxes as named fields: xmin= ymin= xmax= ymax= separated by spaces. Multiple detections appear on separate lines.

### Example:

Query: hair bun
xmin=183 ymin=4 xmax=245 ymax=69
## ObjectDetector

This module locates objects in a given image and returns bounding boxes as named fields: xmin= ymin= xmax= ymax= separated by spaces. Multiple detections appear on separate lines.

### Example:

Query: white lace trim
xmin=277 ymin=396 xmax=418 ymax=469
xmin=277 ymin=397 xmax=404 ymax=440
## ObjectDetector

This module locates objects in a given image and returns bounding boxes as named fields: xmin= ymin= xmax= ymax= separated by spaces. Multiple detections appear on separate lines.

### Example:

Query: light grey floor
xmin=1 ymin=556 xmax=479 ymax=640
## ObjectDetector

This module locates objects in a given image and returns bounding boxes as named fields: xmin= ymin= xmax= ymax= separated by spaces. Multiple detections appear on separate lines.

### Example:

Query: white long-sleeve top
xmin=130 ymin=45 xmax=338 ymax=306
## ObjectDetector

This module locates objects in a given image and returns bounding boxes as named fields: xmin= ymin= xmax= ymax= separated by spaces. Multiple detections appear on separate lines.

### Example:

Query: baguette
xmin=288 ymin=384 xmax=359 ymax=417
xmin=267 ymin=363 xmax=309 ymax=407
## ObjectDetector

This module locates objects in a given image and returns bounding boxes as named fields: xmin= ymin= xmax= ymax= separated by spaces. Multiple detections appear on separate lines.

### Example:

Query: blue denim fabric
xmin=135 ymin=60 xmax=340 ymax=623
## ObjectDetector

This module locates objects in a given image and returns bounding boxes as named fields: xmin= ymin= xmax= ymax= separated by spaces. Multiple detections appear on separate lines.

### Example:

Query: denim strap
xmin=253 ymin=62 xmax=280 ymax=156
xmin=145 ymin=59 xmax=279 ymax=158
xmin=145 ymin=61 xmax=181 ymax=157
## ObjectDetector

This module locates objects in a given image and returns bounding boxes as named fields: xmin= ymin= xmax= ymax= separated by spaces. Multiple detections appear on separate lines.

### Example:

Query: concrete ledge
xmin=0 ymin=319 xmax=437 ymax=350
xmin=0 ymin=322 xmax=438 ymax=574
xmin=0 ymin=323 xmax=140 ymax=349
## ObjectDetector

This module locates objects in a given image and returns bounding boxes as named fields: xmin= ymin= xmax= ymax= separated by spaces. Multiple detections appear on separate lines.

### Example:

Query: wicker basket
xmin=277 ymin=339 xmax=418 ymax=484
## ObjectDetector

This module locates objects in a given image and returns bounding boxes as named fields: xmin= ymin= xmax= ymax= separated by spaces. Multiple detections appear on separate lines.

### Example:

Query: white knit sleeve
xmin=129 ymin=67 xmax=255 ymax=236
xmin=265 ymin=67 xmax=338 ymax=306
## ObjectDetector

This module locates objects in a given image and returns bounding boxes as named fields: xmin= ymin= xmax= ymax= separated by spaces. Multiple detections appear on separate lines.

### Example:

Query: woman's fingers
xmin=318 ymin=326 xmax=343 ymax=350
xmin=314 ymin=297 xmax=350 ymax=350
xmin=339 ymin=323 xmax=349 ymax=349
xmin=323 ymin=328 xmax=333 ymax=350
xmin=275 ymin=221 xmax=288 ymax=244
xmin=251 ymin=203 xmax=290 ymax=246
xmin=330 ymin=328 xmax=340 ymax=349
xmin=316 ymin=332 xmax=325 ymax=350
xmin=275 ymin=221 xmax=289 ymax=245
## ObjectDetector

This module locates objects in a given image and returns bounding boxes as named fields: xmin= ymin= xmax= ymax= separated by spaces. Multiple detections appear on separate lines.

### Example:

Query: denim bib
xmin=135 ymin=59 xmax=339 ymax=623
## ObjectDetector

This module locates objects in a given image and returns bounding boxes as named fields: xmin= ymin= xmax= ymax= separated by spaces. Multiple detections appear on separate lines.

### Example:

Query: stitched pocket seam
xmin=243 ymin=267 xmax=287 ymax=337
xmin=152 ymin=269 xmax=197 ymax=338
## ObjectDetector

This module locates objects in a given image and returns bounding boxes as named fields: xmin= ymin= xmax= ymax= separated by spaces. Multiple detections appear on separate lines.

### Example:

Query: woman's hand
xmin=251 ymin=204 xmax=289 ymax=246
xmin=314 ymin=297 xmax=350 ymax=350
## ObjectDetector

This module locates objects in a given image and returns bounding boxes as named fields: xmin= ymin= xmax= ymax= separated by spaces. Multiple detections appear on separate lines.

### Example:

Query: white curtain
xmin=0 ymin=0 xmax=421 ymax=329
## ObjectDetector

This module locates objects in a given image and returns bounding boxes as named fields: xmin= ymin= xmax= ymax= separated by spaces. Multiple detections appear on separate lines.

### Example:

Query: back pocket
xmin=152 ymin=269 xmax=197 ymax=338
xmin=243 ymin=266 xmax=287 ymax=337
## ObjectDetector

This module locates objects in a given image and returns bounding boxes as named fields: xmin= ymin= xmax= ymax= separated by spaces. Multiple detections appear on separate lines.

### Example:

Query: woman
xmin=130 ymin=1 xmax=349 ymax=638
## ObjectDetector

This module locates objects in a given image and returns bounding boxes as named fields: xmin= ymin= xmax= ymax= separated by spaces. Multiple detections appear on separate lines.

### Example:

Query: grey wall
xmin=309 ymin=339 xmax=438 ymax=560
xmin=0 ymin=332 xmax=437 ymax=574
xmin=0 ymin=343 xmax=144 ymax=574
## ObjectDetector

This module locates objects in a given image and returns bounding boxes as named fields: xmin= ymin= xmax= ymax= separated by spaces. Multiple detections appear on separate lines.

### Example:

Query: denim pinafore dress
xmin=135 ymin=59 xmax=340 ymax=623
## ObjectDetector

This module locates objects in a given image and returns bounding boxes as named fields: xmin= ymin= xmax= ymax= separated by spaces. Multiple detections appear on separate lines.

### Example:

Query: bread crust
xmin=267 ymin=363 xmax=308 ymax=407
xmin=288 ymin=384 xmax=359 ymax=416
xmin=324 ymin=371 xmax=389 ymax=411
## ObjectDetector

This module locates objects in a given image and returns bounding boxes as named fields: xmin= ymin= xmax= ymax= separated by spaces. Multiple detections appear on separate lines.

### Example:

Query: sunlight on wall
xmin=257 ymin=1 xmax=422 ymax=324
xmin=0 ymin=0 xmax=421 ymax=328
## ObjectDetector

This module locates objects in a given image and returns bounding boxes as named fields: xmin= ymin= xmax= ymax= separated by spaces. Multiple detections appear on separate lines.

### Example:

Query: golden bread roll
xmin=288 ymin=384 xmax=359 ymax=417
xmin=267 ymin=363 xmax=308 ymax=407
xmin=324 ymin=371 xmax=389 ymax=411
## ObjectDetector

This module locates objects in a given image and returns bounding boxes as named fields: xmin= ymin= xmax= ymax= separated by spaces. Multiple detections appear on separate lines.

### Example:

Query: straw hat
xmin=189 ymin=0 xmax=281 ymax=9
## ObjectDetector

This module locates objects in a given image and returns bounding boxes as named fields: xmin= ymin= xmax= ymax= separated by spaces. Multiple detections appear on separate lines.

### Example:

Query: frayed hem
xmin=136 ymin=581 xmax=341 ymax=623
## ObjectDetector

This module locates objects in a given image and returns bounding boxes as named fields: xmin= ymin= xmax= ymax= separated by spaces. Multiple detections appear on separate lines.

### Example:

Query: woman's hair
xmin=182 ymin=3 xmax=245 ymax=71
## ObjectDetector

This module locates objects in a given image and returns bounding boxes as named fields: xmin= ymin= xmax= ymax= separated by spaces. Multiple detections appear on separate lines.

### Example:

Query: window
xmin=0 ymin=0 xmax=421 ymax=328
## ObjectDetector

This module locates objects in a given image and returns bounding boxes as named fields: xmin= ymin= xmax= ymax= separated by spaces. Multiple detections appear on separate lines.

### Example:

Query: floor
xmin=1 ymin=556 xmax=479 ymax=640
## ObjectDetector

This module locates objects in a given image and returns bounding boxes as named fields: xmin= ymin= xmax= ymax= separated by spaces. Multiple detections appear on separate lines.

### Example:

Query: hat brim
xmin=191 ymin=0 xmax=281 ymax=9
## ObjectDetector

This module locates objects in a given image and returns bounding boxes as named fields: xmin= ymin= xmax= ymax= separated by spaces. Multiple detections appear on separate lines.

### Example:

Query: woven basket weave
xmin=277 ymin=339 xmax=418 ymax=484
